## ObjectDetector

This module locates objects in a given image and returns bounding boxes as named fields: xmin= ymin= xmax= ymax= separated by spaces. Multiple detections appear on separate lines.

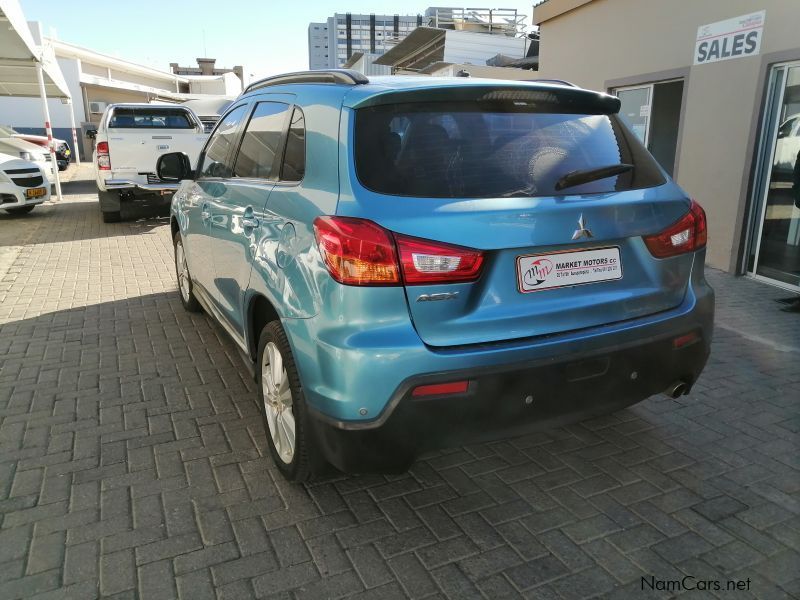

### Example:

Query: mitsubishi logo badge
xmin=572 ymin=214 xmax=594 ymax=240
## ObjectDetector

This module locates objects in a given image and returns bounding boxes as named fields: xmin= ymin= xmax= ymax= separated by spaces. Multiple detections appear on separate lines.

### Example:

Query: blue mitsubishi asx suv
xmin=157 ymin=70 xmax=714 ymax=481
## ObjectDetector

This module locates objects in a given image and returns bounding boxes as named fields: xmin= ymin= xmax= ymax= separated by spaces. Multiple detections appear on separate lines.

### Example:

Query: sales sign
xmin=694 ymin=10 xmax=765 ymax=66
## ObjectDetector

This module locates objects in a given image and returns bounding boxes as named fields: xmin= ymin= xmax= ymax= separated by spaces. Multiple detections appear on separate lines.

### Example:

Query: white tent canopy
xmin=0 ymin=0 xmax=70 ymax=98
xmin=1 ymin=0 xmax=77 ymax=199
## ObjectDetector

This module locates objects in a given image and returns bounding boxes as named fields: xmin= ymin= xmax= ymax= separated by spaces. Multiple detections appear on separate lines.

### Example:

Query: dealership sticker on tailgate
xmin=517 ymin=247 xmax=622 ymax=293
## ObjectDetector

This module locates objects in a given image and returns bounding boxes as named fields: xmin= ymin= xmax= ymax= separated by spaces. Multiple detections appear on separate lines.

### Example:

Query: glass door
xmin=616 ymin=85 xmax=651 ymax=145
xmin=749 ymin=62 xmax=800 ymax=291
xmin=615 ymin=81 xmax=684 ymax=176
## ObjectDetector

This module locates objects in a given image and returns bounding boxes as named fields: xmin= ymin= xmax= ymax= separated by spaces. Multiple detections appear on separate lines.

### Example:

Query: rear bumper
xmin=286 ymin=256 xmax=714 ymax=473
xmin=96 ymin=172 xmax=178 ymax=194
xmin=308 ymin=330 xmax=709 ymax=472
xmin=104 ymin=178 xmax=179 ymax=192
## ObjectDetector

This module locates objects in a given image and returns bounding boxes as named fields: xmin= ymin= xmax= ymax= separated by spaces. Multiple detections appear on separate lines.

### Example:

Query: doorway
xmin=615 ymin=80 xmax=684 ymax=176
xmin=747 ymin=62 xmax=800 ymax=291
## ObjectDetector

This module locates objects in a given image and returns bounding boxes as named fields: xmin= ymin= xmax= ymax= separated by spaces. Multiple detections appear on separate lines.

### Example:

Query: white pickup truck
xmin=92 ymin=103 xmax=207 ymax=222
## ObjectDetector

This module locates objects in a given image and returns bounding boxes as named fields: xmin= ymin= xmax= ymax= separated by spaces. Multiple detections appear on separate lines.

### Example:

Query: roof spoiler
xmin=350 ymin=84 xmax=621 ymax=114
xmin=245 ymin=69 xmax=369 ymax=94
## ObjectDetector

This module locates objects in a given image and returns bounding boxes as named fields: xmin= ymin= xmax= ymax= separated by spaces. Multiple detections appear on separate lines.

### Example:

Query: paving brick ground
xmin=0 ymin=167 xmax=798 ymax=599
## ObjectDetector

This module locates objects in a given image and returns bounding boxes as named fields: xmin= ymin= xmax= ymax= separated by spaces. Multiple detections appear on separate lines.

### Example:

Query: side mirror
xmin=85 ymin=129 xmax=97 ymax=139
xmin=157 ymin=152 xmax=193 ymax=182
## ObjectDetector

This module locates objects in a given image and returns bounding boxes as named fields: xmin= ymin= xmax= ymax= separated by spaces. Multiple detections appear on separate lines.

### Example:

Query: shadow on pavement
xmin=0 ymin=287 xmax=798 ymax=597
xmin=0 ymin=194 xmax=170 ymax=246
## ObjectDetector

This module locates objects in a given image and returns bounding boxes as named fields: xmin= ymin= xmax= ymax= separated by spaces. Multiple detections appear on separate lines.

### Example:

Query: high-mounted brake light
xmin=643 ymin=200 xmax=707 ymax=259
xmin=313 ymin=217 xmax=485 ymax=287
xmin=96 ymin=141 xmax=111 ymax=171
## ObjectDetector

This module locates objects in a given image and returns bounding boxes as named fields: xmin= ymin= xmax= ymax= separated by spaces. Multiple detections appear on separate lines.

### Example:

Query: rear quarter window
xmin=354 ymin=101 xmax=666 ymax=198
xmin=108 ymin=108 xmax=194 ymax=129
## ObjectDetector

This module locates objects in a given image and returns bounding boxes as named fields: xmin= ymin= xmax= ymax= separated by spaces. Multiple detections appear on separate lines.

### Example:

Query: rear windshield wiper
xmin=554 ymin=163 xmax=634 ymax=191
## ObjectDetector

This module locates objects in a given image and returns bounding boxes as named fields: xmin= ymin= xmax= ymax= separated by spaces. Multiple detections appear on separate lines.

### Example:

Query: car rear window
xmin=108 ymin=108 xmax=194 ymax=129
xmin=354 ymin=101 xmax=665 ymax=198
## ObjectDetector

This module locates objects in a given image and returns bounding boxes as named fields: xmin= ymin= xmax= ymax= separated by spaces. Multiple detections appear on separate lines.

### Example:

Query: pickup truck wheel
xmin=173 ymin=232 xmax=201 ymax=312
xmin=257 ymin=321 xmax=320 ymax=482
xmin=5 ymin=205 xmax=35 ymax=215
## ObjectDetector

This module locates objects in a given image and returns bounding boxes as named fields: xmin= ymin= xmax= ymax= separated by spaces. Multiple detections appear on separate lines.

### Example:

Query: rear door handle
xmin=200 ymin=204 xmax=211 ymax=221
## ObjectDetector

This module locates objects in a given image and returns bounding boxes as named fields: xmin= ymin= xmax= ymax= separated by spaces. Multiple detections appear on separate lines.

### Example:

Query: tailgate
xmin=108 ymin=132 xmax=206 ymax=173
xmin=106 ymin=106 xmax=206 ymax=174
xmin=378 ymin=193 xmax=692 ymax=348
xmin=344 ymin=88 xmax=697 ymax=348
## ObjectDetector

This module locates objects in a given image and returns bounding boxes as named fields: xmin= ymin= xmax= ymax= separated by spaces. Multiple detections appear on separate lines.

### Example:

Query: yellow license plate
xmin=25 ymin=187 xmax=47 ymax=199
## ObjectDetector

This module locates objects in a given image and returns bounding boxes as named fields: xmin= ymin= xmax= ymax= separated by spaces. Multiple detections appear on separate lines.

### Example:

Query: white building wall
xmin=187 ymin=73 xmax=241 ymax=95
xmin=0 ymin=20 xmax=237 ymax=160
xmin=348 ymin=53 xmax=393 ymax=76
xmin=442 ymin=30 xmax=528 ymax=65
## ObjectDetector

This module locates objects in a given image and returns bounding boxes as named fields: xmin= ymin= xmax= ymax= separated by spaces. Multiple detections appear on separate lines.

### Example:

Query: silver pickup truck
xmin=91 ymin=104 xmax=207 ymax=222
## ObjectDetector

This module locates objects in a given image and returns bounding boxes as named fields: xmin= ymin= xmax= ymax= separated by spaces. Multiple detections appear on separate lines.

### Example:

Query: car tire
xmin=173 ymin=231 xmax=202 ymax=312
xmin=5 ymin=205 xmax=35 ymax=215
xmin=256 ymin=320 xmax=320 ymax=482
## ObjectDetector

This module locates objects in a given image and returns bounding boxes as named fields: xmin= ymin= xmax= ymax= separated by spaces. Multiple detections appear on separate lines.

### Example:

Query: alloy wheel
xmin=261 ymin=341 xmax=295 ymax=464
xmin=175 ymin=241 xmax=190 ymax=302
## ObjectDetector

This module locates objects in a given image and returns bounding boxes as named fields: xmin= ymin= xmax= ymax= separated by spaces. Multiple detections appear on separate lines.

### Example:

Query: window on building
xmin=233 ymin=102 xmax=291 ymax=179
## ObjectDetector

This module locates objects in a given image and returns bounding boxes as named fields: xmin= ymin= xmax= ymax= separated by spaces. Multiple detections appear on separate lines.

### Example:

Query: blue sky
xmin=20 ymin=1 xmax=535 ymax=82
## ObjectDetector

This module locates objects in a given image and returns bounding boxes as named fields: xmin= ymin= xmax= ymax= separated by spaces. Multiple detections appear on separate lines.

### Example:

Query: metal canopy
xmin=0 ymin=0 xmax=70 ymax=98
xmin=373 ymin=27 xmax=446 ymax=68
xmin=0 ymin=0 xmax=73 ymax=198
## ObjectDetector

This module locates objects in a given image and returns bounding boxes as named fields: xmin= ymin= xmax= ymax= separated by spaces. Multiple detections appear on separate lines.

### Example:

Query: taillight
xmin=96 ymin=141 xmax=110 ymax=171
xmin=313 ymin=216 xmax=400 ymax=285
xmin=643 ymin=200 xmax=707 ymax=259
xmin=313 ymin=216 xmax=485 ymax=287
xmin=394 ymin=234 xmax=484 ymax=285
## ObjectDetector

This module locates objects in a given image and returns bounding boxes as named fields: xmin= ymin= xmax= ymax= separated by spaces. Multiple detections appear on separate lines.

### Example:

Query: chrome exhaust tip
xmin=665 ymin=381 xmax=688 ymax=399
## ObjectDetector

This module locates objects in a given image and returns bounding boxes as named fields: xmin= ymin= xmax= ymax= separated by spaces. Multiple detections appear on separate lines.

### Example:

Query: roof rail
xmin=530 ymin=79 xmax=578 ymax=88
xmin=244 ymin=69 xmax=369 ymax=94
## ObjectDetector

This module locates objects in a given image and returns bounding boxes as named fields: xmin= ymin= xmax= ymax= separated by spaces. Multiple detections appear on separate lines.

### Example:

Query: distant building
xmin=170 ymin=58 xmax=244 ymax=86
xmin=308 ymin=23 xmax=330 ymax=70
xmin=309 ymin=12 xmax=424 ymax=69
xmin=0 ymin=22 xmax=239 ymax=161
xmin=308 ymin=8 xmax=528 ymax=71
